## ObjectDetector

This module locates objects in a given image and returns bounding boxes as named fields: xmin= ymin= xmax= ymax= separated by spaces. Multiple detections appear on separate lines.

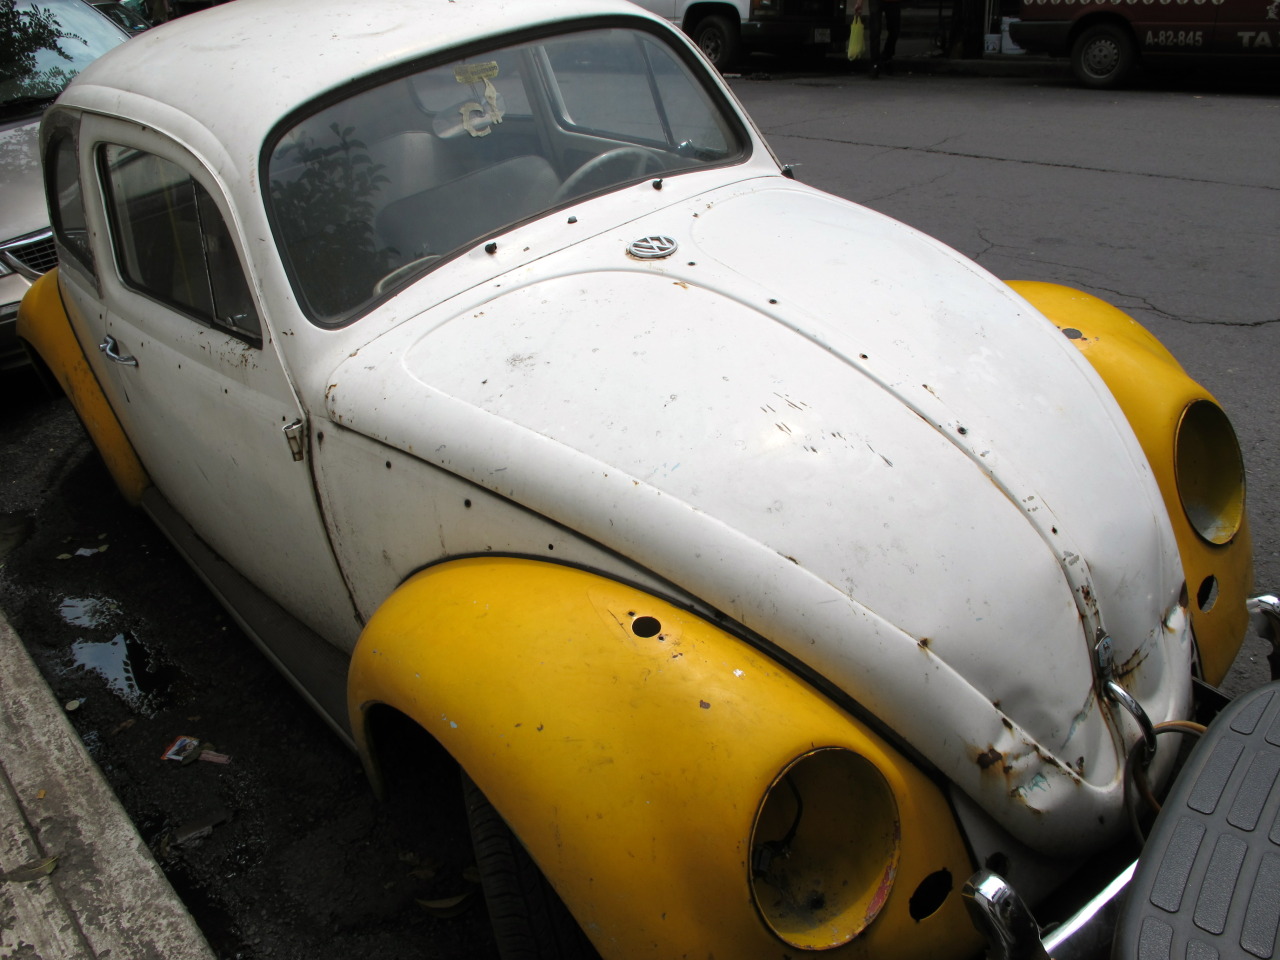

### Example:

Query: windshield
xmin=266 ymin=25 xmax=746 ymax=324
xmin=0 ymin=0 xmax=126 ymax=118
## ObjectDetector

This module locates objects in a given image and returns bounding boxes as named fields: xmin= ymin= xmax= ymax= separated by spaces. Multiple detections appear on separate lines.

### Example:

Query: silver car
xmin=1 ymin=0 xmax=127 ymax=372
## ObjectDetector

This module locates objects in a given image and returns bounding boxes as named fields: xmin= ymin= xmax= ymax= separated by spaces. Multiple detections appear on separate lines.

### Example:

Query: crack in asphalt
xmin=768 ymin=131 xmax=1279 ymax=193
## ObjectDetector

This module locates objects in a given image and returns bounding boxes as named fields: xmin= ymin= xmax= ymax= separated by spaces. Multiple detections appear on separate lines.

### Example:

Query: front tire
xmin=1071 ymin=23 xmax=1135 ymax=88
xmin=692 ymin=15 xmax=741 ymax=71
xmin=463 ymin=771 xmax=600 ymax=960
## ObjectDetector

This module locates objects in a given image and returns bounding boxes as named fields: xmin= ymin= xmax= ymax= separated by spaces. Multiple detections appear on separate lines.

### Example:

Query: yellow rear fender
xmin=350 ymin=557 xmax=979 ymax=959
xmin=1011 ymin=281 xmax=1252 ymax=684
xmin=17 ymin=270 xmax=149 ymax=505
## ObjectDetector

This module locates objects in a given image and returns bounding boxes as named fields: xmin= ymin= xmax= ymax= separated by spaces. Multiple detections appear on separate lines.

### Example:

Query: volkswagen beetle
xmin=17 ymin=0 xmax=1274 ymax=957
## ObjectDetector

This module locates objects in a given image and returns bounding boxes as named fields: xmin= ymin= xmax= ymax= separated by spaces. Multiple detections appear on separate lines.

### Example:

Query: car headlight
xmin=1175 ymin=399 xmax=1245 ymax=545
xmin=750 ymin=747 xmax=899 ymax=950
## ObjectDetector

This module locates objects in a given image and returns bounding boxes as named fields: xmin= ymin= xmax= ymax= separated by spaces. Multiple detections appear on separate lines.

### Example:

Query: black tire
xmin=692 ymin=14 xmax=741 ymax=71
xmin=462 ymin=771 xmax=600 ymax=960
xmin=1070 ymin=23 xmax=1136 ymax=88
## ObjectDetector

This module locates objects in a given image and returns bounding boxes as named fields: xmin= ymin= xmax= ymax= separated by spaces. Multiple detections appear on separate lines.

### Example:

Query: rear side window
xmin=46 ymin=119 xmax=93 ymax=274
xmin=99 ymin=144 xmax=260 ymax=341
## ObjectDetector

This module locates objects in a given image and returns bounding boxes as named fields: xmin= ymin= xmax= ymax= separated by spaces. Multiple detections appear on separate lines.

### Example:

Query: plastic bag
xmin=847 ymin=18 xmax=867 ymax=60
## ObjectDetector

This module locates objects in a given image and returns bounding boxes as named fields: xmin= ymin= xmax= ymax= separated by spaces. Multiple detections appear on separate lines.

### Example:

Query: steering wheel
xmin=552 ymin=147 xmax=665 ymax=203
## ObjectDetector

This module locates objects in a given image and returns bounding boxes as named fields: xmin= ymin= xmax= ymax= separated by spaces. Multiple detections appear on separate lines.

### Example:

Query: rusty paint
xmin=917 ymin=636 xmax=931 ymax=650
xmin=864 ymin=849 xmax=898 ymax=926
xmin=1115 ymin=644 xmax=1150 ymax=679
xmin=975 ymin=747 xmax=1003 ymax=770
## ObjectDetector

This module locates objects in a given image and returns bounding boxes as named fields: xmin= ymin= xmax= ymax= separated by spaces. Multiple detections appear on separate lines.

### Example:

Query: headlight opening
xmin=1175 ymin=399 xmax=1245 ymax=545
xmin=749 ymin=748 xmax=900 ymax=950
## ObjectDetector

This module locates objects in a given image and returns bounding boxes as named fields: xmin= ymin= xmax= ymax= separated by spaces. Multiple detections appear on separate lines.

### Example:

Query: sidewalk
xmin=0 ymin=611 xmax=215 ymax=960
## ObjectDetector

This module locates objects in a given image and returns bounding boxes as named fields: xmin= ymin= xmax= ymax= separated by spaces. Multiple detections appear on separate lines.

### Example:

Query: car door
xmin=79 ymin=115 xmax=362 ymax=649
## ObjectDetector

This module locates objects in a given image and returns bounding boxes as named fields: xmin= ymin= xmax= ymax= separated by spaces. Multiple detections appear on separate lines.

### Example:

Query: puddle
xmin=59 ymin=596 xmax=120 ymax=629
xmin=60 ymin=596 xmax=177 ymax=716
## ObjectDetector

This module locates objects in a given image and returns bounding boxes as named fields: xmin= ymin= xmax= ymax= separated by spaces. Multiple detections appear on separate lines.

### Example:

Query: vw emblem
xmin=627 ymin=235 xmax=678 ymax=260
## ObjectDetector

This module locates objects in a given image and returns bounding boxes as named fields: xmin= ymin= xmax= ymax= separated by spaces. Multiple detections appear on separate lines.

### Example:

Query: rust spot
xmin=865 ymin=858 xmax=896 ymax=923
xmin=1116 ymin=644 xmax=1150 ymax=679
xmin=1000 ymin=717 xmax=1013 ymax=731
xmin=699 ymin=700 xmax=711 ymax=710
xmin=917 ymin=636 xmax=931 ymax=650
xmin=976 ymin=747 xmax=1003 ymax=770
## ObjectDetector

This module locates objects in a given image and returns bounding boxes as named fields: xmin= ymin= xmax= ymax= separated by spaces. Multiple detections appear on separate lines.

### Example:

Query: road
xmin=1 ymin=65 xmax=1277 ymax=959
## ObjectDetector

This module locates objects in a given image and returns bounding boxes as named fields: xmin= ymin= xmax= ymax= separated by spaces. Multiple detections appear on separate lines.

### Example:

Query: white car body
xmin=21 ymin=0 xmax=1258 ymax=955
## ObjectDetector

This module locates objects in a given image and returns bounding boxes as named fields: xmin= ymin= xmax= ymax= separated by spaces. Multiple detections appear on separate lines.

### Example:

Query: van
xmin=1010 ymin=0 xmax=1280 ymax=86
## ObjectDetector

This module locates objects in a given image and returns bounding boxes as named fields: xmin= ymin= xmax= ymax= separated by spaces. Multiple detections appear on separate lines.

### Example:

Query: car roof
xmin=62 ymin=0 xmax=664 ymax=151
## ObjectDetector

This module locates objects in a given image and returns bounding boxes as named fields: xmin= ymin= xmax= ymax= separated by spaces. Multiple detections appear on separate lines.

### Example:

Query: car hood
xmin=0 ymin=119 xmax=46 ymax=240
xmin=325 ymin=179 xmax=1192 ymax=852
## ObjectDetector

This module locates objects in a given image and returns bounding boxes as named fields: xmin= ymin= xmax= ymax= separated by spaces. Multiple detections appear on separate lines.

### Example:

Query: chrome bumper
xmin=963 ymin=863 xmax=1134 ymax=960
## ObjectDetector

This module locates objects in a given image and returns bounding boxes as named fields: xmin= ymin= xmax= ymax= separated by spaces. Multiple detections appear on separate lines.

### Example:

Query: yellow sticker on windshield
xmin=455 ymin=62 xmax=499 ymax=84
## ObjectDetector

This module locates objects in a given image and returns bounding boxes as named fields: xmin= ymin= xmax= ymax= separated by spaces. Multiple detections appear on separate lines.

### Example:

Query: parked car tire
xmin=462 ymin=771 xmax=601 ymax=960
xmin=1070 ymin=23 xmax=1135 ymax=88
xmin=692 ymin=14 xmax=741 ymax=71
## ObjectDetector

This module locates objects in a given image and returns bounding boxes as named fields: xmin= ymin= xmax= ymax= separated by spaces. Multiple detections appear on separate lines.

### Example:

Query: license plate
xmin=814 ymin=28 xmax=831 ymax=43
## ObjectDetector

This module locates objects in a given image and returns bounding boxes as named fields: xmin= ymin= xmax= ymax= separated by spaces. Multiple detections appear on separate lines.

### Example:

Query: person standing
xmin=854 ymin=0 xmax=904 ymax=77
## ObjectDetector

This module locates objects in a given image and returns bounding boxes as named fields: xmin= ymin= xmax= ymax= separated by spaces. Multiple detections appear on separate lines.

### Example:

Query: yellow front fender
xmin=349 ymin=557 xmax=978 ymax=959
xmin=1010 ymin=281 xmax=1252 ymax=684
xmin=17 ymin=270 xmax=148 ymax=505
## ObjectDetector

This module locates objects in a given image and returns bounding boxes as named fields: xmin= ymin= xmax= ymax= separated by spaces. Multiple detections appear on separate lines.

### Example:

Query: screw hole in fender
xmin=632 ymin=616 xmax=662 ymax=638
xmin=909 ymin=868 xmax=953 ymax=920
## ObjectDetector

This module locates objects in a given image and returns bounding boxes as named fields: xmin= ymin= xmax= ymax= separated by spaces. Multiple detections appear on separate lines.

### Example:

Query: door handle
xmin=98 ymin=335 xmax=138 ymax=367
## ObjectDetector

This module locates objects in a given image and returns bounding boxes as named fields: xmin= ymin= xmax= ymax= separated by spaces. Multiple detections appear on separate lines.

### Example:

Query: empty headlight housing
xmin=1175 ymin=399 xmax=1245 ymax=545
xmin=749 ymin=747 xmax=899 ymax=950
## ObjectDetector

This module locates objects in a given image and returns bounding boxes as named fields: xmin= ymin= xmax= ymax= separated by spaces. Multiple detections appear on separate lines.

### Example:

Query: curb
xmin=0 ymin=611 xmax=216 ymax=960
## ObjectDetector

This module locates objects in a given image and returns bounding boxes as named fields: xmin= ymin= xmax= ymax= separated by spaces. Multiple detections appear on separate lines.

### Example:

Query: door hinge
xmin=282 ymin=419 xmax=305 ymax=462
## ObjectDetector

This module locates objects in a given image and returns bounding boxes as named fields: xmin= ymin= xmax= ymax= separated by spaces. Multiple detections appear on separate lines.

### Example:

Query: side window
xmin=99 ymin=144 xmax=260 ymax=341
xmin=46 ymin=120 xmax=93 ymax=273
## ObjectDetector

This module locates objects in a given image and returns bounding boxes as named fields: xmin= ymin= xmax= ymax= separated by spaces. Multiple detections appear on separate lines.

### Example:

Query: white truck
xmin=630 ymin=0 xmax=850 ymax=69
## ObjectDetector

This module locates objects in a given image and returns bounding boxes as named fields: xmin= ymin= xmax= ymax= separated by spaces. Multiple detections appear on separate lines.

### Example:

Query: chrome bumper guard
xmin=963 ymin=863 xmax=1134 ymax=960
xmin=963 ymin=597 xmax=1280 ymax=959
